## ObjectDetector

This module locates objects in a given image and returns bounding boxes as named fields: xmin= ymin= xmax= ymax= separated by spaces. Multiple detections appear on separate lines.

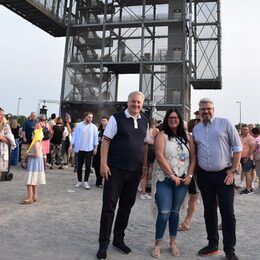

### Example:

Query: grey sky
xmin=0 ymin=0 xmax=259 ymax=124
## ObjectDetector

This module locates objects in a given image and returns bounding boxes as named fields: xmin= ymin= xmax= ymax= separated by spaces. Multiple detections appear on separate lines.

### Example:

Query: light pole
xmin=236 ymin=101 xmax=241 ymax=132
xmin=16 ymin=97 xmax=22 ymax=117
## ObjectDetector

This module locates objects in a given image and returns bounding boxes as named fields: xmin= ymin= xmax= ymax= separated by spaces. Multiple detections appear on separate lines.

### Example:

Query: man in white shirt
xmin=96 ymin=91 xmax=148 ymax=259
xmin=71 ymin=112 xmax=98 ymax=189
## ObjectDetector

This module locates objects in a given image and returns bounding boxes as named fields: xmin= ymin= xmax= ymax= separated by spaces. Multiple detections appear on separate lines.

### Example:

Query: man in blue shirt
xmin=193 ymin=98 xmax=242 ymax=260
xmin=71 ymin=111 xmax=98 ymax=189
xmin=21 ymin=112 xmax=37 ymax=168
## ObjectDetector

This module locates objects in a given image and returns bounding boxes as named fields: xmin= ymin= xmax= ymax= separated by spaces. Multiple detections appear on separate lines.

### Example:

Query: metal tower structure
xmin=60 ymin=0 xmax=221 ymax=121
xmin=1 ymin=0 xmax=222 ymax=121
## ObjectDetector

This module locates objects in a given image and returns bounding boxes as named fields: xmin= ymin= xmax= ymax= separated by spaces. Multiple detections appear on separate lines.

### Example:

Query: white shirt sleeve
xmin=103 ymin=115 xmax=117 ymax=139
xmin=63 ymin=126 xmax=69 ymax=138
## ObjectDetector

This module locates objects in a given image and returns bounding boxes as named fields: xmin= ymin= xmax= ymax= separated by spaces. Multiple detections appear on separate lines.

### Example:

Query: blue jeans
xmin=155 ymin=178 xmax=189 ymax=240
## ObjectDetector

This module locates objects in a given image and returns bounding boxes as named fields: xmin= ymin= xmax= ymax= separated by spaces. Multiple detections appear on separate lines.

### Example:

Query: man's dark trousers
xmin=197 ymin=168 xmax=236 ymax=255
xmin=77 ymin=150 xmax=93 ymax=182
xmin=98 ymin=166 xmax=141 ymax=248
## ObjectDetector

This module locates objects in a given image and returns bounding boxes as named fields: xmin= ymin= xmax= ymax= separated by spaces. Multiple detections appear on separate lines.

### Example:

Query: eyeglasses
xmin=168 ymin=116 xmax=179 ymax=120
xmin=199 ymin=107 xmax=213 ymax=112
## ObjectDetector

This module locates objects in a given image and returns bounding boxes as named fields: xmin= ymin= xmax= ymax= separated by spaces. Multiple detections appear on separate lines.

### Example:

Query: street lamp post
xmin=17 ymin=97 xmax=22 ymax=117
xmin=236 ymin=101 xmax=241 ymax=132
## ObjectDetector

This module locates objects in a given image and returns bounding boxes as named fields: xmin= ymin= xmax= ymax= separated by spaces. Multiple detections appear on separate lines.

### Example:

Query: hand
xmin=100 ymin=164 xmax=111 ymax=181
xmin=93 ymin=148 xmax=97 ymax=156
xmin=181 ymin=175 xmax=192 ymax=185
xmin=224 ymin=170 xmax=235 ymax=185
xmin=243 ymin=157 xmax=250 ymax=164
xmin=171 ymin=175 xmax=181 ymax=186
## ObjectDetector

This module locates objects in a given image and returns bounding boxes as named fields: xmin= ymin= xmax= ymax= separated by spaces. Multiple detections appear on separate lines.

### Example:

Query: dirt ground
xmin=0 ymin=166 xmax=259 ymax=260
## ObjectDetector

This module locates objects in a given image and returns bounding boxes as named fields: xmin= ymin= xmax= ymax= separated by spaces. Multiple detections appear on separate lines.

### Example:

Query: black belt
xmin=198 ymin=166 xmax=231 ymax=174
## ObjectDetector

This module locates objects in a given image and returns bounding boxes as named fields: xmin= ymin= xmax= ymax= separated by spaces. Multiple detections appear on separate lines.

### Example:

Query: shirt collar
xmin=210 ymin=116 xmax=216 ymax=123
xmin=203 ymin=116 xmax=216 ymax=126
xmin=124 ymin=109 xmax=141 ymax=119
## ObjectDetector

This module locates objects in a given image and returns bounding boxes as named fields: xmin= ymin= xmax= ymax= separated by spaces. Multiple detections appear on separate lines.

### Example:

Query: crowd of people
xmin=0 ymin=92 xmax=260 ymax=260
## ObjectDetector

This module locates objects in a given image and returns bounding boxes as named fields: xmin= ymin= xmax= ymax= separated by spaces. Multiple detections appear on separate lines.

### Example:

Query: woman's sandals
xmin=21 ymin=198 xmax=33 ymax=204
xmin=170 ymin=243 xmax=180 ymax=257
xmin=151 ymin=246 xmax=161 ymax=258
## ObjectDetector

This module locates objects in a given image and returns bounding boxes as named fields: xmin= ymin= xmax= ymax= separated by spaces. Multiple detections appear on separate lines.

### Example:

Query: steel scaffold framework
xmin=0 ymin=0 xmax=221 ymax=121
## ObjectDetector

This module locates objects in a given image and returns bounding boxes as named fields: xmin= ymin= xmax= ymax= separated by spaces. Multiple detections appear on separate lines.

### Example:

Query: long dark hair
xmin=163 ymin=108 xmax=188 ymax=144
xmin=98 ymin=116 xmax=108 ymax=131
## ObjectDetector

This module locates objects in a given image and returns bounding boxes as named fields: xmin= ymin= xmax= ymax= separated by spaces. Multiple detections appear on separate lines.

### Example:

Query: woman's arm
xmin=181 ymin=133 xmax=197 ymax=185
xmin=0 ymin=134 xmax=9 ymax=144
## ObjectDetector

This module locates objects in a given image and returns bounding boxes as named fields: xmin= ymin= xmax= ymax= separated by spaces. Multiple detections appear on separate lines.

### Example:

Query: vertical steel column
xmin=60 ymin=0 xmax=73 ymax=115
xmin=62 ymin=0 xmax=68 ymax=24
xmin=194 ymin=1 xmax=197 ymax=79
xmin=150 ymin=4 xmax=156 ymax=102
xmin=139 ymin=0 xmax=146 ymax=92
xmin=181 ymin=0 xmax=186 ymax=117
xmin=115 ymin=5 xmax=123 ymax=101
xmin=217 ymin=0 xmax=222 ymax=81
xmin=99 ymin=0 xmax=108 ymax=94
xmin=188 ymin=0 xmax=192 ymax=82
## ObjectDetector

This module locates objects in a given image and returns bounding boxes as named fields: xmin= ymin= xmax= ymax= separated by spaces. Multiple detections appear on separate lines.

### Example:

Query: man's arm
xmin=231 ymin=151 xmax=242 ymax=170
xmin=22 ymin=122 xmax=27 ymax=143
xmin=100 ymin=136 xmax=111 ymax=181
xmin=225 ymin=151 xmax=242 ymax=185
xmin=92 ymin=126 xmax=98 ymax=155
xmin=225 ymin=121 xmax=242 ymax=185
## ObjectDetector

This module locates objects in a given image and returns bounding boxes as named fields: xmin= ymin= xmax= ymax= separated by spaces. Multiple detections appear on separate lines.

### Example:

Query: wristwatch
xmin=231 ymin=168 xmax=238 ymax=175
xmin=189 ymin=174 xmax=193 ymax=178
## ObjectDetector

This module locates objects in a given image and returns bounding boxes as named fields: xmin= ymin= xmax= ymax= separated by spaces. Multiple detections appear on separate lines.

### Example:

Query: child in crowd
xmin=21 ymin=128 xmax=46 ymax=204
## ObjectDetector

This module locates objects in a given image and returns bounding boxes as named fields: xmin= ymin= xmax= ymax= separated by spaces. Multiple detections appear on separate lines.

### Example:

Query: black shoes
xmin=226 ymin=253 xmax=239 ymax=260
xmin=96 ymin=246 xmax=107 ymax=259
xmin=112 ymin=240 xmax=132 ymax=254
xmin=198 ymin=245 xmax=219 ymax=256
xmin=97 ymin=241 xmax=131 ymax=259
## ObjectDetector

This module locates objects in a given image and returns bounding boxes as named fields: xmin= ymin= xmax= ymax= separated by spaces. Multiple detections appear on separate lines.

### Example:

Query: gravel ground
xmin=0 ymin=166 xmax=259 ymax=260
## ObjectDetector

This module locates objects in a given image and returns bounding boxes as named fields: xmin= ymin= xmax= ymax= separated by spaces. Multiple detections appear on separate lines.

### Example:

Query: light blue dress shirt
xmin=71 ymin=121 xmax=98 ymax=153
xmin=193 ymin=117 xmax=242 ymax=172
